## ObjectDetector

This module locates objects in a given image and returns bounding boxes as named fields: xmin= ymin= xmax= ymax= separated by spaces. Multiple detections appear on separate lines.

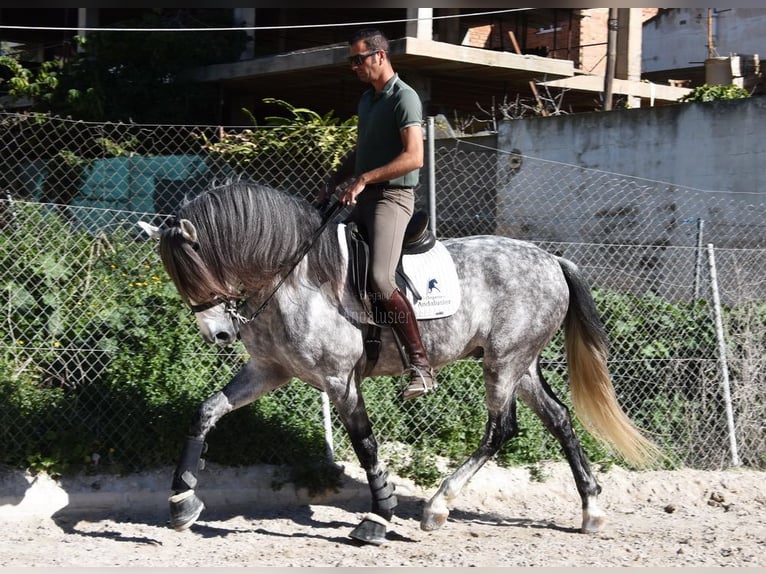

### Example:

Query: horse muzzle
xmin=203 ymin=326 xmax=239 ymax=346
xmin=193 ymin=304 xmax=240 ymax=346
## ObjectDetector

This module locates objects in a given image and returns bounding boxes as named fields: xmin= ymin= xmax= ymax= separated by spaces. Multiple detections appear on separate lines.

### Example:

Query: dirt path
xmin=1 ymin=461 xmax=764 ymax=567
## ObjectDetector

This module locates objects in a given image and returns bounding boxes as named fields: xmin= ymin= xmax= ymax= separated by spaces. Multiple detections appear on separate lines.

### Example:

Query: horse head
xmin=138 ymin=220 xmax=240 ymax=346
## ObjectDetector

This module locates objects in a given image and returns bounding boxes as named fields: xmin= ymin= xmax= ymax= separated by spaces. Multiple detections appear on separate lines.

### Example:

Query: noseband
xmin=189 ymin=296 xmax=250 ymax=324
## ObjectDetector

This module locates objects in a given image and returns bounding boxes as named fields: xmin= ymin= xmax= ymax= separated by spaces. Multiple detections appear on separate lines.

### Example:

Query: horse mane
xmin=158 ymin=181 xmax=344 ymax=305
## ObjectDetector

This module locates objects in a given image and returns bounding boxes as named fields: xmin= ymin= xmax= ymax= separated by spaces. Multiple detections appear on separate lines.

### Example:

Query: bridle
xmin=188 ymin=200 xmax=343 ymax=325
xmin=189 ymin=296 xmax=250 ymax=323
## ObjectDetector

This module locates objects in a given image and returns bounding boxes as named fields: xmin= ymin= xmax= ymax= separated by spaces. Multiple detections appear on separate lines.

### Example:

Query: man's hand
xmin=339 ymin=178 xmax=365 ymax=206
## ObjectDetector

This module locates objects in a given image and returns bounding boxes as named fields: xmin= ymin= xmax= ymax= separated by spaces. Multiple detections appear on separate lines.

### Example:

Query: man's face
xmin=348 ymin=40 xmax=379 ymax=83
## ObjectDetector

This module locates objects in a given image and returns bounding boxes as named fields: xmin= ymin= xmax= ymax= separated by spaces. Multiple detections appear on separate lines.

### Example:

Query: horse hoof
xmin=349 ymin=513 xmax=388 ymax=546
xmin=420 ymin=509 xmax=449 ymax=531
xmin=169 ymin=489 xmax=205 ymax=531
xmin=581 ymin=513 xmax=606 ymax=534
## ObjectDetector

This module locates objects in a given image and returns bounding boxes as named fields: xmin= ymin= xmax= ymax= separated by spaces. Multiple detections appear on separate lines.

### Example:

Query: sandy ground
xmin=0 ymin=460 xmax=764 ymax=567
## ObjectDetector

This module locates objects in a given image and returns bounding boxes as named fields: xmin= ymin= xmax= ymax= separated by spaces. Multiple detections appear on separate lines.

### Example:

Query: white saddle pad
xmin=399 ymin=240 xmax=461 ymax=319
xmin=336 ymin=223 xmax=461 ymax=320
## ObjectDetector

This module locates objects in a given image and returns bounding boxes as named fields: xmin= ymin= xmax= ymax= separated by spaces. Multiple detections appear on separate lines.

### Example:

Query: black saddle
xmin=401 ymin=211 xmax=436 ymax=255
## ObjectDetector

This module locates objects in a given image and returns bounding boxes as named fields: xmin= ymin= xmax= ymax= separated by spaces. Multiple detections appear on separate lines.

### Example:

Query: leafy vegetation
xmin=1 ymin=204 xmax=762 ymax=488
xmin=0 ymin=97 xmax=761 ymax=492
xmin=679 ymin=83 xmax=751 ymax=103
xmin=197 ymin=98 xmax=357 ymax=192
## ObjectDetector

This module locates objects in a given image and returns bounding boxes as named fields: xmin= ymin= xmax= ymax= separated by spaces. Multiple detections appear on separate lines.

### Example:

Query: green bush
xmin=2 ymin=202 xmax=762 ymax=488
xmin=0 ymin=205 xmax=331 ymax=477
xmin=198 ymin=98 xmax=357 ymax=193
xmin=679 ymin=83 xmax=750 ymax=102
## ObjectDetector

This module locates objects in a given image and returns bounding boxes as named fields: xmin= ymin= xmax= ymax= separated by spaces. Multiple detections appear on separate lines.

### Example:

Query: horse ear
xmin=179 ymin=219 xmax=198 ymax=243
xmin=137 ymin=221 xmax=162 ymax=240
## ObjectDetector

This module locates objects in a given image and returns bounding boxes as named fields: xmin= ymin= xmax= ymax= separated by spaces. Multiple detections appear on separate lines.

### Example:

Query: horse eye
xmin=192 ymin=242 xmax=200 ymax=252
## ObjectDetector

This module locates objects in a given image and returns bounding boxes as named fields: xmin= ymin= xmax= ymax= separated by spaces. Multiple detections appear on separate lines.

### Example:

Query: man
xmin=318 ymin=28 xmax=435 ymax=400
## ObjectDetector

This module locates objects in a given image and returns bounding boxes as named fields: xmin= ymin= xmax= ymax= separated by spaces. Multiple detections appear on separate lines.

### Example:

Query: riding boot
xmin=380 ymin=288 xmax=436 ymax=400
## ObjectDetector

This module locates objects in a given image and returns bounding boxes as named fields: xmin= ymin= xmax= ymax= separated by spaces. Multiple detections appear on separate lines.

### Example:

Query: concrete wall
xmin=500 ymin=97 xmax=765 ymax=198
xmin=495 ymin=97 xmax=766 ymax=301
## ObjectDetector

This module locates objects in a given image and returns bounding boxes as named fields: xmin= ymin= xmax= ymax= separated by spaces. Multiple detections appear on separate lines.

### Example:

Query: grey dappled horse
xmin=139 ymin=181 xmax=661 ymax=546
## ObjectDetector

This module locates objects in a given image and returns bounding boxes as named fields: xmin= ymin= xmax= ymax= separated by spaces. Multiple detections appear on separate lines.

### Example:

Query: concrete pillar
xmin=233 ymin=8 xmax=255 ymax=60
xmin=615 ymin=8 xmax=643 ymax=108
xmin=77 ymin=8 xmax=99 ymax=52
xmin=402 ymin=10 xmax=431 ymax=110
xmin=406 ymin=8 xmax=433 ymax=40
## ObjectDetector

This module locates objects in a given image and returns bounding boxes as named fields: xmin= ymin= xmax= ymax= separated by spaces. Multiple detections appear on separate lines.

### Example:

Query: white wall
xmin=643 ymin=8 xmax=766 ymax=73
xmin=499 ymin=97 xmax=766 ymax=196
xmin=493 ymin=97 xmax=766 ymax=300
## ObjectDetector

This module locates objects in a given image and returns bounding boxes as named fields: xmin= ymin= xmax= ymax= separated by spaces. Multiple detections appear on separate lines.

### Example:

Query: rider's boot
xmin=380 ymin=288 xmax=436 ymax=400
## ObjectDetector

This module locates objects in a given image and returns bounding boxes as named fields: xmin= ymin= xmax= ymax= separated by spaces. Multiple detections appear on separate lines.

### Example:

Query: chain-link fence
xmin=1 ymin=112 xmax=763 ymax=475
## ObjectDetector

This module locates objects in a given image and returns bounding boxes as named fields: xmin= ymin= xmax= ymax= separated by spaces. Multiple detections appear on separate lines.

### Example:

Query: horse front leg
xmin=325 ymin=375 xmax=397 ymax=546
xmin=169 ymin=360 xmax=289 ymax=531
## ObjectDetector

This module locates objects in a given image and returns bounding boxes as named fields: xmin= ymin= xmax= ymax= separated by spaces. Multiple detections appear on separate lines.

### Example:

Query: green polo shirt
xmin=355 ymin=73 xmax=422 ymax=188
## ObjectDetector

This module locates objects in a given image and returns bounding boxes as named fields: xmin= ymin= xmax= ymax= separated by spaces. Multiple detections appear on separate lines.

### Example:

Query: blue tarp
xmin=75 ymin=155 xmax=209 ymax=214
xmin=15 ymin=155 xmax=212 ymax=233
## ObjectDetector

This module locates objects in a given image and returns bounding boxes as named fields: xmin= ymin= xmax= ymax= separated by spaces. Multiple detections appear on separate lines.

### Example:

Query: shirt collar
xmin=373 ymin=73 xmax=399 ymax=100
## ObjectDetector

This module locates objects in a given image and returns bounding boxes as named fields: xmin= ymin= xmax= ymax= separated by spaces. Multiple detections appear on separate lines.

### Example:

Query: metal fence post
xmin=706 ymin=243 xmax=741 ymax=467
xmin=321 ymin=391 xmax=334 ymax=462
xmin=693 ymin=218 xmax=704 ymax=300
xmin=426 ymin=116 xmax=436 ymax=237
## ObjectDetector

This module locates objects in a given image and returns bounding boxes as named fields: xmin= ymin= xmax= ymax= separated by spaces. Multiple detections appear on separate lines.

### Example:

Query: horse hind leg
xmin=421 ymin=364 xmax=519 ymax=532
xmin=517 ymin=364 xmax=605 ymax=533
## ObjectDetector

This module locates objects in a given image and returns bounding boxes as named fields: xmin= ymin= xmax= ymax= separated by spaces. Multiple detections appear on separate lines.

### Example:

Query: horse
xmin=139 ymin=180 xmax=662 ymax=546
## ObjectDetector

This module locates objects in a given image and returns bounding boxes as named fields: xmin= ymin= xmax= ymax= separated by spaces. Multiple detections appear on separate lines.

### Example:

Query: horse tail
xmin=558 ymin=258 xmax=664 ymax=468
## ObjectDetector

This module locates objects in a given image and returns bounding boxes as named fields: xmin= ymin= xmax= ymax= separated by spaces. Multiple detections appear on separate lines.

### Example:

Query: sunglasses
xmin=348 ymin=50 xmax=378 ymax=66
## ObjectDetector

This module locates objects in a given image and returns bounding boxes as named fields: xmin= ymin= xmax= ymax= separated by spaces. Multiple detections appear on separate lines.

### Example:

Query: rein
xmin=193 ymin=200 xmax=343 ymax=325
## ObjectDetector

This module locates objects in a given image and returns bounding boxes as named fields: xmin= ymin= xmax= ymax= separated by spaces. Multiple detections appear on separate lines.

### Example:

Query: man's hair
xmin=349 ymin=28 xmax=390 ymax=53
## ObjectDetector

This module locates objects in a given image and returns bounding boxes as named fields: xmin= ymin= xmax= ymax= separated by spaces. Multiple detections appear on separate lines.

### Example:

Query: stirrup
xmin=400 ymin=365 xmax=436 ymax=400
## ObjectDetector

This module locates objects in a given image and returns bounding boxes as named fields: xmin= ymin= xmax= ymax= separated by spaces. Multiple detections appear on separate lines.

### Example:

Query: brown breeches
xmin=347 ymin=186 xmax=414 ymax=301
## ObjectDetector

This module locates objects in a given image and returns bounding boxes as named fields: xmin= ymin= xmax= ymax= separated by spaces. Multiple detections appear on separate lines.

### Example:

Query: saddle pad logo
xmin=401 ymin=242 xmax=461 ymax=320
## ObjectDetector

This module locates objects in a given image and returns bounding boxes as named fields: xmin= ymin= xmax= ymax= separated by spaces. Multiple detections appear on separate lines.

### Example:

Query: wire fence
xmin=1 ymin=112 xmax=764 ymax=474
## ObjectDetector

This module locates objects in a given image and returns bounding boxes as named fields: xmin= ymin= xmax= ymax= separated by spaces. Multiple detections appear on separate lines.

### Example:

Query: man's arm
xmin=371 ymin=123 xmax=424 ymax=183
xmin=339 ymin=124 xmax=424 ymax=206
